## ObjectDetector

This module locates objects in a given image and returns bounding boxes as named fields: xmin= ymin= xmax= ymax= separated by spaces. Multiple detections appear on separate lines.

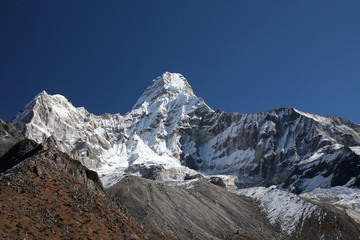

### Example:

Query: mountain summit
xmin=133 ymin=72 xmax=195 ymax=109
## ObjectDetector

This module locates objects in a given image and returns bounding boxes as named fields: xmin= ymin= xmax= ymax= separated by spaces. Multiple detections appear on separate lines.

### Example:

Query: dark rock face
xmin=0 ymin=119 xmax=23 ymax=158
xmin=209 ymin=176 xmax=226 ymax=188
xmin=108 ymin=176 xmax=287 ymax=240
xmin=0 ymin=139 xmax=39 ymax=173
xmin=0 ymin=139 xmax=104 ymax=191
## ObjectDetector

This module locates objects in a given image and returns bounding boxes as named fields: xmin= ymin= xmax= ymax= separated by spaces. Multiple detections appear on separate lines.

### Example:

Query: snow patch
xmin=51 ymin=105 xmax=70 ymax=118
xmin=293 ymin=109 xmax=331 ymax=124
xmin=34 ymin=90 xmax=48 ymax=100
xmin=301 ymin=174 xmax=333 ymax=193
xmin=350 ymin=146 xmax=360 ymax=156
xmin=167 ymin=73 xmax=185 ymax=91
xmin=165 ymin=178 xmax=199 ymax=189
xmin=301 ymin=150 xmax=325 ymax=165
xmin=233 ymin=187 xmax=321 ymax=235
xmin=301 ymin=186 xmax=360 ymax=212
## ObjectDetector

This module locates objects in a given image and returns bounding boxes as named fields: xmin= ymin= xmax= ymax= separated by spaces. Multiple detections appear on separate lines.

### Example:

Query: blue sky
xmin=1 ymin=1 xmax=360 ymax=123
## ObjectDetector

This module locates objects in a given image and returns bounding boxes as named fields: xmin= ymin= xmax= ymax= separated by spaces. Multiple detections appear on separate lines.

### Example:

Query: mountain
xmin=0 ymin=137 xmax=147 ymax=239
xmin=11 ymin=72 xmax=360 ymax=193
xmin=4 ymin=72 xmax=360 ymax=239
xmin=1 ymin=124 xmax=358 ymax=239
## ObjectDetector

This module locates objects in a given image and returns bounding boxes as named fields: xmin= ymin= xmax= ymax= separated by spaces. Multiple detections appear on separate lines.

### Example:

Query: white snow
xmin=299 ymin=144 xmax=342 ymax=166
xmin=350 ymin=146 xmax=360 ymax=156
xmin=195 ymin=120 xmax=259 ymax=174
xmin=199 ymin=145 xmax=256 ymax=173
xmin=52 ymin=105 xmax=70 ymax=118
xmin=293 ymin=109 xmax=331 ymax=124
xmin=34 ymin=90 xmax=48 ymax=100
xmin=301 ymin=186 xmax=360 ymax=212
xmin=165 ymin=178 xmax=199 ymax=189
xmin=259 ymin=120 xmax=276 ymax=136
xmin=167 ymin=72 xmax=185 ymax=91
xmin=301 ymin=150 xmax=325 ymax=165
xmin=233 ymin=187 xmax=321 ymax=235
xmin=301 ymin=174 xmax=333 ymax=193
xmin=299 ymin=145 xmax=343 ymax=169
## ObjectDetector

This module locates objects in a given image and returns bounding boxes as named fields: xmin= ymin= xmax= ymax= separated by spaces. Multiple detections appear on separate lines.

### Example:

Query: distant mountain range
xmin=1 ymin=72 xmax=360 ymax=239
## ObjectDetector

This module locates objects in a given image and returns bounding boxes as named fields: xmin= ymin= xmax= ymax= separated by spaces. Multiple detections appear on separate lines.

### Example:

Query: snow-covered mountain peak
xmin=161 ymin=72 xmax=194 ymax=93
xmin=34 ymin=90 xmax=48 ymax=99
xmin=12 ymin=91 xmax=75 ymax=134
xmin=92 ymin=73 xmax=214 ymax=186
xmin=133 ymin=72 xmax=196 ymax=110
xmin=12 ymin=91 xmax=127 ymax=169
xmin=27 ymin=90 xmax=72 ymax=108
xmin=10 ymin=73 xmax=360 ymax=191
xmin=12 ymin=91 xmax=85 ymax=138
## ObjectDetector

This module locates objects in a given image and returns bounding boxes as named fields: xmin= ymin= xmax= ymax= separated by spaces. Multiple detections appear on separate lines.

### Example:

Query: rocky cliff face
xmin=11 ymin=72 xmax=360 ymax=192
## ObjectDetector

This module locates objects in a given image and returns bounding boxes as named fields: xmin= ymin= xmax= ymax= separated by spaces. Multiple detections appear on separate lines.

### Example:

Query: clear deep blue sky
xmin=1 ymin=1 xmax=360 ymax=123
